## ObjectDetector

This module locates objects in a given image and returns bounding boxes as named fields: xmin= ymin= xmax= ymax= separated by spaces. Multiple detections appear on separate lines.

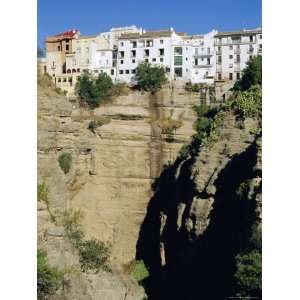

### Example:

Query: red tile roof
xmin=54 ymin=29 xmax=79 ymax=38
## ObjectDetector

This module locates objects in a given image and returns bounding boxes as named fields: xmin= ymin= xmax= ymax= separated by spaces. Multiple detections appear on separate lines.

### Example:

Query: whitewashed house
xmin=214 ymin=28 xmax=262 ymax=82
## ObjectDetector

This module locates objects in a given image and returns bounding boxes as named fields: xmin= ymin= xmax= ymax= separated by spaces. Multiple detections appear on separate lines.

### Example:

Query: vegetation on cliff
xmin=75 ymin=71 xmax=127 ymax=108
xmin=62 ymin=209 xmax=111 ymax=273
xmin=232 ymin=55 xmax=262 ymax=92
xmin=58 ymin=152 xmax=72 ymax=174
xmin=135 ymin=62 xmax=167 ymax=93
xmin=37 ymin=249 xmax=62 ymax=299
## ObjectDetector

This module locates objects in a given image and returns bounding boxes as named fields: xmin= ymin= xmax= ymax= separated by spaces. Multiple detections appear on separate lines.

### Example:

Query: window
xmin=131 ymin=41 xmax=137 ymax=48
xmin=218 ymin=73 xmax=222 ymax=80
xmin=236 ymin=72 xmax=241 ymax=80
xmin=131 ymin=50 xmax=136 ymax=57
xmin=120 ymin=60 xmax=124 ymax=64
xmin=131 ymin=69 xmax=136 ymax=74
xmin=160 ymin=58 xmax=164 ymax=62
xmin=174 ymin=67 xmax=183 ymax=77
xmin=229 ymin=45 xmax=233 ymax=50
xmin=144 ymin=49 xmax=149 ymax=57
xmin=217 ymin=56 xmax=222 ymax=63
xmin=186 ymin=57 xmax=188 ymax=61
xmin=207 ymin=58 xmax=211 ymax=65
xmin=160 ymin=39 xmax=164 ymax=44
xmin=186 ymin=68 xmax=188 ymax=72
xmin=146 ymin=40 xmax=153 ymax=47
xmin=66 ymin=44 xmax=69 ymax=51
xmin=232 ymin=36 xmax=241 ymax=43
xmin=58 ymin=78 xmax=61 ymax=82
xmin=249 ymin=55 xmax=253 ymax=60
xmin=152 ymin=58 xmax=156 ymax=62
xmin=77 ymin=68 xmax=80 ymax=72
xmin=259 ymin=34 xmax=262 ymax=39
xmin=159 ymin=48 xmax=164 ymax=56
xmin=119 ymin=70 xmax=124 ymax=74
xmin=57 ymin=45 xmax=61 ymax=51
xmin=249 ymin=35 xmax=254 ymax=42
xmin=132 ymin=59 xmax=136 ymax=63
xmin=194 ymin=58 xmax=198 ymax=66
xmin=145 ymin=59 xmax=149 ymax=62
xmin=236 ymin=55 xmax=240 ymax=63
xmin=259 ymin=44 xmax=262 ymax=51
xmin=229 ymin=73 xmax=233 ymax=80
xmin=119 ymin=51 xmax=124 ymax=58
xmin=120 ymin=42 xmax=124 ymax=46
xmin=125 ymin=70 xmax=129 ymax=74
xmin=174 ymin=56 xmax=183 ymax=66
xmin=111 ymin=69 xmax=114 ymax=75
xmin=229 ymin=55 xmax=233 ymax=59
xmin=174 ymin=47 xmax=183 ymax=55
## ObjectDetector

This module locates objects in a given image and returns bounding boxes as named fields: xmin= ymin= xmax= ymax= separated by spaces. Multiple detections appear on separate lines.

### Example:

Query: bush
xmin=37 ymin=182 xmax=48 ymax=203
xmin=234 ymin=250 xmax=262 ymax=298
xmin=62 ymin=209 xmax=111 ymax=273
xmin=184 ymin=82 xmax=201 ymax=93
xmin=88 ymin=116 xmax=111 ymax=133
xmin=233 ymin=56 xmax=262 ymax=91
xmin=78 ymin=239 xmax=111 ymax=273
xmin=158 ymin=116 xmax=182 ymax=135
xmin=233 ymin=85 xmax=262 ymax=120
xmin=58 ymin=152 xmax=72 ymax=174
xmin=135 ymin=62 xmax=167 ymax=93
xmin=37 ymin=249 xmax=62 ymax=299
xmin=75 ymin=72 xmax=117 ymax=109
xmin=130 ymin=260 xmax=149 ymax=282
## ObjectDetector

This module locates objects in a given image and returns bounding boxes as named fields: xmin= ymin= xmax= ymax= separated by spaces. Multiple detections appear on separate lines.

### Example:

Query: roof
xmin=46 ymin=29 xmax=79 ymax=42
xmin=215 ymin=28 xmax=262 ymax=37
xmin=78 ymin=35 xmax=97 ymax=40
xmin=119 ymin=29 xmax=186 ymax=40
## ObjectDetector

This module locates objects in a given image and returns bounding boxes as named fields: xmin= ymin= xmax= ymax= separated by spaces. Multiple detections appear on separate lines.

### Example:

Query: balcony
xmin=216 ymin=50 xmax=222 ymax=55
xmin=247 ymin=48 xmax=255 ymax=54
xmin=234 ymin=49 xmax=241 ymax=54
xmin=194 ymin=51 xmax=213 ymax=57
xmin=193 ymin=64 xmax=213 ymax=68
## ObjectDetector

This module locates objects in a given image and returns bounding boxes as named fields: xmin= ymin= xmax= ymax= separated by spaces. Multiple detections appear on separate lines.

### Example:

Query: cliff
xmin=37 ymin=79 xmax=199 ymax=299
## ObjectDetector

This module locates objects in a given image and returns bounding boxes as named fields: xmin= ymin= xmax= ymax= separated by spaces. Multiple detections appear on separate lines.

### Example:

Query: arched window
xmin=77 ymin=68 xmax=80 ymax=72
xmin=72 ymin=69 xmax=76 ymax=73
xmin=67 ymin=69 xmax=71 ymax=74
xmin=58 ymin=78 xmax=61 ymax=83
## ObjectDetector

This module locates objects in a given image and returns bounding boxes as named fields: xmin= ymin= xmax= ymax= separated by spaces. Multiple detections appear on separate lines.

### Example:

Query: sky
xmin=38 ymin=0 xmax=262 ymax=48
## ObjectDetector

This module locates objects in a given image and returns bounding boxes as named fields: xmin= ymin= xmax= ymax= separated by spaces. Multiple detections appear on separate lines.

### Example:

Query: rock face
xmin=135 ymin=110 xmax=262 ymax=300
xmin=38 ymin=85 xmax=199 ymax=265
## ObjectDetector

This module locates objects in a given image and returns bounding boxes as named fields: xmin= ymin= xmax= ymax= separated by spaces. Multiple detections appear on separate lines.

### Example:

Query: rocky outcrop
xmin=136 ymin=110 xmax=262 ymax=300
xmin=38 ymin=84 xmax=199 ymax=267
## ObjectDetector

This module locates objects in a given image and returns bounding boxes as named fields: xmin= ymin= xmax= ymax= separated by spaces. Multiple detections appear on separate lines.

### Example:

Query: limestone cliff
xmin=136 ymin=108 xmax=262 ymax=300
xmin=37 ymin=80 xmax=200 ymax=299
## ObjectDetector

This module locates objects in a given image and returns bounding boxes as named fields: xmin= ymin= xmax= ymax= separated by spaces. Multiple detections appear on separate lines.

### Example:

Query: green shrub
xmin=62 ymin=209 xmax=84 ymax=247
xmin=158 ymin=116 xmax=182 ymax=135
xmin=130 ymin=260 xmax=149 ymax=282
xmin=234 ymin=250 xmax=262 ymax=298
xmin=62 ymin=209 xmax=111 ymax=273
xmin=58 ymin=152 xmax=72 ymax=174
xmin=75 ymin=72 xmax=117 ymax=109
xmin=135 ymin=62 xmax=167 ymax=93
xmin=185 ymin=82 xmax=201 ymax=93
xmin=78 ymin=239 xmax=111 ymax=273
xmin=37 ymin=249 xmax=62 ymax=299
xmin=234 ymin=85 xmax=262 ymax=119
xmin=37 ymin=182 xmax=48 ymax=203
xmin=233 ymin=55 xmax=262 ymax=91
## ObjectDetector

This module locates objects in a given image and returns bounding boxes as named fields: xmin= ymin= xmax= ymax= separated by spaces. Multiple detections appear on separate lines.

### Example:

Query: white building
xmin=45 ymin=26 xmax=262 ymax=96
xmin=214 ymin=28 xmax=262 ymax=82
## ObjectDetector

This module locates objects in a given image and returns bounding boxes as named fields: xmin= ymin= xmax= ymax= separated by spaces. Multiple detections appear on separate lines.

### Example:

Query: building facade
xmin=44 ymin=26 xmax=262 ymax=95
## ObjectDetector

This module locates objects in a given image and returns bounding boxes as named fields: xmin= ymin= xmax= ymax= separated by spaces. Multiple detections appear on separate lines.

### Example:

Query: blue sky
xmin=38 ymin=0 xmax=261 ymax=48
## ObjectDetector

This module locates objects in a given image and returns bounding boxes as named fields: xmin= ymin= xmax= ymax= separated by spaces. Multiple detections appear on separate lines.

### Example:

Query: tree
xmin=233 ymin=55 xmax=262 ymax=91
xmin=37 ymin=250 xmax=62 ymax=299
xmin=135 ymin=62 xmax=167 ymax=93
xmin=234 ymin=250 xmax=262 ymax=298
xmin=75 ymin=72 xmax=115 ymax=109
